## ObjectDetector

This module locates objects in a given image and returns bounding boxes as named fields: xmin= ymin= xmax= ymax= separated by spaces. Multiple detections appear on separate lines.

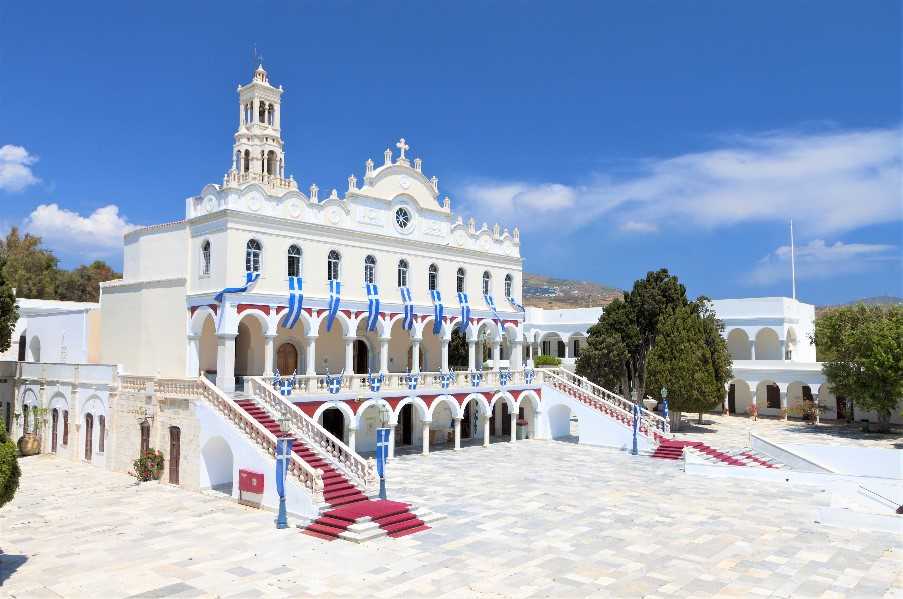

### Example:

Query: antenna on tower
xmin=790 ymin=219 xmax=797 ymax=301
xmin=252 ymin=44 xmax=263 ymax=69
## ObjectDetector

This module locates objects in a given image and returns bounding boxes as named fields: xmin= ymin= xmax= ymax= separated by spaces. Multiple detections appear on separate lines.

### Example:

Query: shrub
xmin=534 ymin=355 xmax=561 ymax=367
xmin=0 ymin=421 xmax=21 ymax=507
xmin=133 ymin=449 xmax=164 ymax=482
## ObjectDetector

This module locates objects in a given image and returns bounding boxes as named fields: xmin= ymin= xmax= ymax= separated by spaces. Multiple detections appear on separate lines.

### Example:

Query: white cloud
xmin=456 ymin=126 xmax=902 ymax=235
xmin=24 ymin=203 xmax=141 ymax=257
xmin=0 ymin=144 xmax=40 ymax=192
xmin=746 ymin=239 xmax=899 ymax=285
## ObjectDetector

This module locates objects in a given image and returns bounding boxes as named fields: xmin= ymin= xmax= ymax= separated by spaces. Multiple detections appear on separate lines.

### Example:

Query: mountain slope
xmin=523 ymin=273 xmax=621 ymax=309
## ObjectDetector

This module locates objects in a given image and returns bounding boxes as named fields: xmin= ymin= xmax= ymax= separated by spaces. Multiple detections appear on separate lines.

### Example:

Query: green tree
xmin=645 ymin=303 xmax=731 ymax=430
xmin=813 ymin=304 xmax=903 ymax=432
xmin=0 ymin=422 xmax=21 ymax=508
xmin=576 ymin=269 xmax=689 ymax=399
xmin=56 ymin=260 xmax=121 ymax=302
xmin=0 ymin=253 xmax=17 ymax=354
xmin=0 ymin=227 xmax=58 ymax=299
xmin=448 ymin=327 xmax=469 ymax=369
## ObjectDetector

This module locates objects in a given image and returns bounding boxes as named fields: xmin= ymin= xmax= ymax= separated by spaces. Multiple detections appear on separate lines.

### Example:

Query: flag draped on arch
xmin=366 ymin=283 xmax=380 ymax=332
xmin=457 ymin=292 xmax=470 ymax=332
xmin=484 ymin=293 xmax=503 ymax=337
xmin=430 ymin=290 xmax=443 ymax=335
xmin=214 ymin=271 xmax=260 ymax=332
xmin=326 ymin=280 xmax=341 ymax=332
xmin=283 ymin=275 xmax=304 ymax=329
xmin=399 ymin=287 xmax=414 ymax=331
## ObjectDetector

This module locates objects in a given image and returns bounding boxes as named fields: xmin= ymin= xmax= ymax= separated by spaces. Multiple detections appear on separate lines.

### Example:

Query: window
xmin=140 ymin=420 xmax=150 ymax=455
xmin=395 ymin=207 xmax=411 ymax=230
xmin=287 ymin=245 xmax=301 ymax=277
xmin=17 ymin=334 xmax=25 ymax=361
xmin=201 ymin=240 xmax=211 ymax=276
xmin=327 ymin=250 xmax=341 ymax=281
xmin=364 ymin=255 xmax=376 ymax=284
xmin=245 ymin=239 xmax=262 ymax=273
xmin=456 ymin=268 xmax=466 ymax=293
xmin=428 ymin=264 xmax=438 ymax=291
xmin=63 ymin=410 xmax=69 ymax=445
xmin=98 ymin=415 xmax=105 ymax=453
xmin=243 ymin=149 xmax=250 ymax=173
xmin=397 ymin=259 xmax=408 ymax=287
xmin=482 ymin=271 xmax=491 ymax=295
xmin=504 ymin=274 xmax=513 ymax=297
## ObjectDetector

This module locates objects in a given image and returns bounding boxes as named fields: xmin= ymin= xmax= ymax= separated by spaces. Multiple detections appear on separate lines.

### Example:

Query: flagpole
xmin=790 ymin=219 xmax=797 ymax=300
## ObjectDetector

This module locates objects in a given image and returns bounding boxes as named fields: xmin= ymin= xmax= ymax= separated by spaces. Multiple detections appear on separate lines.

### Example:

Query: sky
xmin=1 ymin=1 xmax=900 ymax=305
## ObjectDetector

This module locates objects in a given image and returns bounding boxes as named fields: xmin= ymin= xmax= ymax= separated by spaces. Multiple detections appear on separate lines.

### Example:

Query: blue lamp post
xmin=631 ymin=402 xmax=640 ymax=455
xmin=275 ymin=436 xmax=293 ymax=529
xmin=375 ymin=403 xmax=391 ymax=500
xmin=661 ymin=387 xmax=669 ymax=431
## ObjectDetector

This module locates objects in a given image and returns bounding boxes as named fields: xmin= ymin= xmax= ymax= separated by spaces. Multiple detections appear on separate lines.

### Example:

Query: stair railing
xmin=246 ymin=376 xmax=377 ymax=492
xmin=124 ymin=376 xmax=324 ymax=501
xmin=542 ymin=368 xmax=670 ymax=440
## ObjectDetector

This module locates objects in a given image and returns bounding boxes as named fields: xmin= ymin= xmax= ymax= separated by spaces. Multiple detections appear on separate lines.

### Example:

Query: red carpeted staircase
xmin=234 ymin=398 xmax=429 ymax=541
xmin=651 ymin=439 xmax=746 ymax=466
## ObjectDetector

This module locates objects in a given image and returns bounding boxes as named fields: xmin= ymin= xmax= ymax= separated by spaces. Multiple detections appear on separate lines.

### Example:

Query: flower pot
xmin=17 ymin=433 xmax=41 ymax=456
xmin=642 ymin=399 xmax=657 ymax=411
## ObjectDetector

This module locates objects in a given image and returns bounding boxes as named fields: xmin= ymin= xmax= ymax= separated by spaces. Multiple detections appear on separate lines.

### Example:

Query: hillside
xmin=815 ymin=296 xmax=902 ymax=317
xmin=523 ymin=273 xmax=622 ymax=309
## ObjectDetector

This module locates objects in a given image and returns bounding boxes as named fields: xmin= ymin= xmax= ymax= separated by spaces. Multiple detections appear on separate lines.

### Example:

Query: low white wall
xmin=195 ymin=402 xmax=318 ymax=518
xmin=750 ymin=435 xmax=836 ymax=473
xmin=771 ymin=443 xmax=902 ymax=480
xmin=538 ymin=383 xmax=655 ymax=452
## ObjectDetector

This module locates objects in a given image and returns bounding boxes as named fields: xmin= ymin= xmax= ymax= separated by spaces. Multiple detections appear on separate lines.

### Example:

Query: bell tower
xmin=224 ymin=62 xmax=297 ymax=193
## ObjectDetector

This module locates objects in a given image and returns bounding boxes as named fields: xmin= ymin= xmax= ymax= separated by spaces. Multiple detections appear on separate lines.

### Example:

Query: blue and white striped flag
xmin=325 ymin=369 xmax=344 ymax=394
xmin=368 ymin=369 xmax=385 ymax=392
xmin=399 ymin=287 xmax=414 ymax=330
xmin=366 ymin=283 xmax=380 ymax=332
xmin=326 ymin=279 xmax=341 ymax=332
xmin=278 ymin=372 xmax=294 ymax=396
xmin=484 ymin=293 xmax=503 ymax=336
xmin=430 ymin=289 xmax=443 ymax=335
xmin=404 ymin=370 xmax=420 ymax=390
xmin=438 ymin=371 xmax=455 ymax=389
xmin=283 ymin=275 xmax=304 ymax=329
xmin=524 ymin=368 xmax=535 ymax=385
xmin=499 ymin=369 xmax=512 ymax=386
xmin=457 ymin=292 xmax=471 ymax=332
xmin=469 ymin=370 xmax=483 ymax=387
xmin=506 ymin=294 xmax=525 ymax=312
xmin=215 ymin=271 xmax=260 ymax=331
xmin=272 ymin=367 xmax=281 ymax=389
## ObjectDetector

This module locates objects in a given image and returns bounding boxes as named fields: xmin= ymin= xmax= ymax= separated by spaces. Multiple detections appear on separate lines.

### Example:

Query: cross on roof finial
xmin=396 ymin=138 xmax=409 ymax=160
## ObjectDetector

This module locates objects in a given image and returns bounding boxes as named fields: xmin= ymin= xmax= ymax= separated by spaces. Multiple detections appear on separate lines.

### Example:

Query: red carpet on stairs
xmin=234 ymin=400 xmax=429 ymax=541
xmin=651 ymin=439 xmax=747 ymax=467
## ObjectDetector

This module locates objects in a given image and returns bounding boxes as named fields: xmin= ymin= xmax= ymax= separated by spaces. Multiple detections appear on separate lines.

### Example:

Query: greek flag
xmin=524 ymin=368 xmax=535 ymax=385
xmin=507 ymin=295 xmax=525 ymax=312
xmin=438 ymin=371 xmax=455 ymax=389
xmin=214 ymin=271 xmax=260 ymax=331
xmin=275 ymin=438 xmax=293 ymax=501
xmin=283 ymin=276 xmax=304 ymax=329
xmin=326 ymin=279 xmax=341 ymax=332
xmin=278 ymin=372 xmax=294 ymax=397
xmin=375 ymin=427 xmax=390 ymax=479
xmin=430 ymin=289 xmax=443 ymax=335
xmin=499 ymin=369 xmax=512 ymax=386
xmin=368 ymin=369 xmax=385 ymax=392
xmin=662 ymin=399 xmax=669 ymax=424
xmin=325 ymin=369 xmax=344 ymax=394
xmin=469 ymin=370 xmax=483 ymax=387
xmin=272 ymin=367 xmax=281 ymax=389
xmin=484 ymin=293 xmax=503 ymax=336
xmin=399 ymin=287 xmax=414 ymax=330
xmin=403 ymin=370 xmax=420 ymax=390
xmin=366 ymin=283 xmax=380 ymax=332
xmin=457 ymin=292 xmax=471 ymax=332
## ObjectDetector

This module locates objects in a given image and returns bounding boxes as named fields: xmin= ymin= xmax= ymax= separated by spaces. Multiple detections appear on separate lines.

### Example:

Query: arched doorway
xmin=398 ymin=403 xmax=414 ymax=446
xmin=84 ymin=414 xmax=94 ymax=461
xmin=277 ymin=342 xmax=298 ymax=374
xmin=354 ymin=340 xmax=369 ymax=374
xmin=321 ymin=407 xmax=345 ymax=442
xmin=548 ymin=404 xmax=578 ymax=441
xmin=235 ymin=315 xmax=266 ymax=384
xmin=461 ymin=401 xmax=473 ymax=438
xmin=202 ymin=436 xmax=234 ymax=495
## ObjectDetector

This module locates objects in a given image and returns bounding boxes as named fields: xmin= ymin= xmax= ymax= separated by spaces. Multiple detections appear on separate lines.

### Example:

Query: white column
xmin=421 ymin=420 xmax=430 ymax=455
xmin=411 ymin=339 xmax=421 ymax=373
xmin=348 ymin=427 xmax=357 ymax=453
xmin=749 ymin=339 xmax=756 ymax=360
xmin=186 ymin=335 xmax=200 ymax=377
xmin=264 ymin=335 xmax=276 ymax=377
xmin=453 ymin=417 xmax=461 ymax=450
xmin=564 ymin=339 xmax=571 ymax=359
xmin=305 ymin=336 xmax=317 ymax=375
xmin=215 ymin=334 xmax=236 ymax=392
xmin=491 ymin=342 xmax=501 ymax=371
xmin=482 ymin=415 xmax=490 ymax=447
xmin=441 ymin=340 xmax=449 ymax=372
xmin=511 ymin=341 xmax=523 ymax=371
xmin=344 ymin=337 xmax=355 ymax=374
xmin=780 ymin=339 xmax=787 ymax=361
xmin=780 ymin=390 xmax=788 ymax=420
xmin=467 ymin=340 xmax=476 ymax=371
xmin=388 ymin=424 xmax=396 ymax=459
xmin=510 ymin=412 xmax=517 ymax=443
xmin=379 ymin=338 xmax=389 ymax=373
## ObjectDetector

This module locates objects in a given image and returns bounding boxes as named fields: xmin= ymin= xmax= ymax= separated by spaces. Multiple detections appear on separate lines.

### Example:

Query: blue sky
xmin=1 ymin=1 xmax=900 ymax=305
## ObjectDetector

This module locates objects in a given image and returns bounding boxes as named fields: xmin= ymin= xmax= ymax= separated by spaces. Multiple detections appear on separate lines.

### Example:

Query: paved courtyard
xmin=2 ymin=442 xmax=901 ymax=598
xmin=670 ymin=413 xmax=903 ymax=451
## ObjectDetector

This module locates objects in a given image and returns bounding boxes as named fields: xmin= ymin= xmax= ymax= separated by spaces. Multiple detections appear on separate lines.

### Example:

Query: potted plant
xmin=17 ymin=407 xmax=47 ymax=456
xmin=132 ymin=449 xmax=165 ymax=482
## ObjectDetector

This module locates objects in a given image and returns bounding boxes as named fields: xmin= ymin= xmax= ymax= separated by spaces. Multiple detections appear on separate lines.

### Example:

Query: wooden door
xmin=277 ymin=343 xmax=297 ymax=375
xmin=169 ymin=427 xmax=181 ymax=485
xmin=51 ymin=409 xmax=58 ymax=452
xmin=766 ymin=384 xmax=780 ymax=409
xmin=84 ymin=414 xmax=93 ymax=461
xmin=728 ymin=385 xmax=736 ymax=414
xmin=502 ymin=403 xmax=511 ymax=436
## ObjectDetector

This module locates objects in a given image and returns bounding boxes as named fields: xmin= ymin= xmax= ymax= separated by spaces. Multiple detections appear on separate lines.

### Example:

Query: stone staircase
xmin=651 ymin=439 xmax=783 ymax=468
xmin=233 ymin=394 xmax=432 ymax=541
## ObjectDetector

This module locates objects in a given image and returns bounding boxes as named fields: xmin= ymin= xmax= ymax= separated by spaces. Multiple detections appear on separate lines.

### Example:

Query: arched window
xmin=397 ymin=259 xmax=408 ymax=287
xmin=482 ymin=271 xmax=492 ymax=295
xmin=266 ymin=150 xmax=276 ymax=175
xmin=504 ymin=274 xmax=513 ymax=297
xmin=243 ymin=149 xmax=250 ymax=173
xmin=428 ymin=264 xmax=438 ymax=291
xmin=456 ymin=268 xmax=466 ymax=293
xmin=287 ymin=245 xmax=301 ymax=277
xmin=268 ymin=104 xmax=274 ymax=126
xmin=258 ymin=102 xmax=266 ymax=123
xmin=364 ymin=255 xmax=376 ymax=284
xmin=201 ymin=240 xmax=211 ymax=276
xmin=62 ymin=410 xmax=69 ymax=445
xmin=98 ymin=415 xmax=106 ymax=453
xmin=327 ymin=250 xmax=341 ymax=281
xmin=245 ymin=239 xmax=262 ymax=273
xmin=17 ymin=334 xmax=25 ymax=361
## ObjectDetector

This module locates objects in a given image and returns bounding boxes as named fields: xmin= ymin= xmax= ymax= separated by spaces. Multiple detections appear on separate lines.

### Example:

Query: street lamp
xmin=660 ymin=387 xmax=669 ymax=429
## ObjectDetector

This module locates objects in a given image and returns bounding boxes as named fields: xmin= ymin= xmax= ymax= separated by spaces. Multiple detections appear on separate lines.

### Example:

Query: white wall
xmin=776 ymin=444 xmax=902 ymax=479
